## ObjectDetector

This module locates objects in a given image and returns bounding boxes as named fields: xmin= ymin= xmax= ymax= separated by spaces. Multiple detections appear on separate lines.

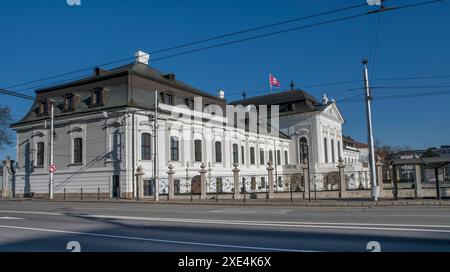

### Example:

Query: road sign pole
xmin=49 ymin=101 xmax=54 ymax=200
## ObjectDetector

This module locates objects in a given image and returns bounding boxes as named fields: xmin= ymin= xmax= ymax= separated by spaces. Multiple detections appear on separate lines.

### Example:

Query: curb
xmin=1 ymin=198 xmax=449 ymax=208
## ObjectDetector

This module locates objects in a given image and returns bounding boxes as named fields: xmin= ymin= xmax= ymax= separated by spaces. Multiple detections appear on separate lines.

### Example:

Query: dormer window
xmin=159 ymin=92 xmax=173 ymax=105
xmin=91 ymin=88 xmax=104 ymax=107
xmin=38 ymin=101 xmax=49 ymax=115
xmin=64 ymin=94 xmax=75 ymax=112
xmin=184 ymin=98 xmax=194 ymax=110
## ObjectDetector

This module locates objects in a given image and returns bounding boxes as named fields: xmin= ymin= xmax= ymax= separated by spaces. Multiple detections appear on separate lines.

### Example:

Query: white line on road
xmin=2 ymin=210 xmax=450 ymax=233
xmin=0 ymin=217 xmax=24 ymax=220
xmin=0 ymin=224 xmax=318 ymax=252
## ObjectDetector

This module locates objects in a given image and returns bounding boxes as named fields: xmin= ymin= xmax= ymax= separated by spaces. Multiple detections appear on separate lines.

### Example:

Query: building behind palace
xmin=11 ymin=51 xmax=351 ymax=199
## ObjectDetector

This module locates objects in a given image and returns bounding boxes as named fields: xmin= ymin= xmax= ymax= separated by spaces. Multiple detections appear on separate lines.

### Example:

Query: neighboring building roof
xmin=343 ymin=135 xmax=368 ymax=149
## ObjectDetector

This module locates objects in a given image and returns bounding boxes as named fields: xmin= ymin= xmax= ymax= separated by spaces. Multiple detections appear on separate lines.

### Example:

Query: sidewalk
xmin=3 ymin=197 xmax=450 ymax=207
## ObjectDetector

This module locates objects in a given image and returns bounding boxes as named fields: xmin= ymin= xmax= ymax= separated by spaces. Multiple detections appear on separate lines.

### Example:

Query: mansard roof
xmin=229 ymin=89 xmax=329 ymax=115
xmin=230 ymin=89 xmax=319 ymax=106
xmin=36 ymin=62 xmax=221 ymax=101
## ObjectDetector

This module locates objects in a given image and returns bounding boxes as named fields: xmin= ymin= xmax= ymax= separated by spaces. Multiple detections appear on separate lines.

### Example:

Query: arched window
xmin=241 ymin=146 xmax=245 ymax=164
xmin=269 ymin=150 xmax=274 ymax=164
xmin=170 ymin=137 xmax=179 ymax=161
xmin=36 ymin=142 xmax=45 ymax=166
xmin=232 ymin=144 xmax=239 ymax=164
xmin=324 ymin=137 xmax=328 ymax=163
xmin=276 ymin=150 xmax=281 ymax=165
xmin=141 ymin=133 xmax=152 ymax=160
xmin=331 ymin=139 xmax=335 ymax=163
xmin=250 ymin=147 xmax=255 ymax=165
xmin=337 ymin=141 xmax=341 ymax=160
xmin=74 ymin=138 xmax=83 ymax=164
xmin=299 ymin=137 xmax=308 ymax=163
xmin=215 ymin=141 xmax=222 ymax=163
xmin=194 ymin=140 xmax=202 ymax=162
xmin=284 ymin=150 xmax=289 ymax=165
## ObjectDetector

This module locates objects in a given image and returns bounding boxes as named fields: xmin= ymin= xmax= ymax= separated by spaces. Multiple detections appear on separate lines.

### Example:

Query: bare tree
xmin=375 ymin=140 xmax=412 ymax=163
xmin=0 ymin=106 xmax=13 ymax=149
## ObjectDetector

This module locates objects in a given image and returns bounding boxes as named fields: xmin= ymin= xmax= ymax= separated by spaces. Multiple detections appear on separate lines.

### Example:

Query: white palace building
xmin=11 ymin=51 xmax=349 ymax=199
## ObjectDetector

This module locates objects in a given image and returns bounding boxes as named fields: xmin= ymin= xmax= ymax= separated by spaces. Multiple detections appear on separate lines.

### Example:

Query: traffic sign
xmin=48 ymin=164 xmax=57 ymax=173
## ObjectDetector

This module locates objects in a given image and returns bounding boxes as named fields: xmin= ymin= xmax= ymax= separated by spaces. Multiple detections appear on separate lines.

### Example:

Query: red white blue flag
xmin=269 ymin=74 xmax=280 ymax=88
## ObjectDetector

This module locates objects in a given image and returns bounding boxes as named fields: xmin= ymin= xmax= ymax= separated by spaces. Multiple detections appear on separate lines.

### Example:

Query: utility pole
xmin=49 ymin=101 xmax=54 ymax=200
xmin=153 ymin=90 xmax=159 ymax=202
xmin=362 ymin=59 xmax=379 ymax=201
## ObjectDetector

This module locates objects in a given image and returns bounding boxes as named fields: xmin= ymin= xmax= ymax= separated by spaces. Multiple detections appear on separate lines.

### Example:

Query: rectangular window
xmin=194 ymin=140 xmax=202 ymax=162
xmin=331 ymin=139 xmax=335 ymax=163
xmin=64 ymin=94 xmax=74 ymax=111
xmin=91 ymin=88 xmax=103 ymax=107
xmin=170 ymin=137 xmax=179 ymax=161
xmin=337 ymin=141 xmax=341 ymax=161
xmin=184 ymin=98 xmax=194 ymax=110
xmin=233 ymin=144 xmax=239 ymax=164
xmin=73 ymin=138 xmax=83 ymax=164
xmin=260 ymin=149 xmax=265 ymax=165
xmin=141 ymin=133 xmax=152 ymax=160
xmin=250 ymin=147 xmax=255 ymax=165
xmin=277 ymin=150 xmax=281 ymax=166
xmin=284 ymin=150 xmax=289 ymax=165
xmin=324 ymin=138 xmax=328 ymax=163
xmin=215 ymin=142 xmax=222 ymax=163
xmin=39 ymin=101 xmax=49 ymax=115
xmin=36 ymin=142 xmax=45 ymax=166
xmin=241 ymin=146 xmax=245 ymax=164
xmin=269 ymin=150 xmax=273 ymax=164
xmin=261 ymin=177 xmax=266 ymax=189
xmin=165 ymin=93 xmax=173 ymax=105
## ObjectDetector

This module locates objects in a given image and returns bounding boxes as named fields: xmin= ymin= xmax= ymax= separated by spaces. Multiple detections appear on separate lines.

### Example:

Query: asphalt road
xmin=0 ymin=201 xmax=449 ymax=252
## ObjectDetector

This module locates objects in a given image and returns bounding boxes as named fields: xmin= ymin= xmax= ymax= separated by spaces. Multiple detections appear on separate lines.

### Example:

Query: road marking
xmin=0 ymin=210 xmax=61 ymax=216
xmin=0 ymin=217 xmax=23 ymax=220
xmin=2 ymin=210 xmax=450 ymax=233
xmin=0 ymin=224 xmax=318 ymax=252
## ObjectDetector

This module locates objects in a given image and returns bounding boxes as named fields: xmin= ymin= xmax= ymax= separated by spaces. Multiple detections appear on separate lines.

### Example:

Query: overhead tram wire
xmin=149 ymin=0 xmax=442 ymax=62
xmin=0 ymin=0 xmax=442 ymax=101
xmin=0 ymin=6 xmax=384 ymax=98
xmin=0 ymin=2 xmax=375 ymax=91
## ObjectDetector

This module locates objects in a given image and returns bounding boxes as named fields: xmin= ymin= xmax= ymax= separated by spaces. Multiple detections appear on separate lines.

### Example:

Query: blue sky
xmin=1 ymin=0 xmax=449 ymax=159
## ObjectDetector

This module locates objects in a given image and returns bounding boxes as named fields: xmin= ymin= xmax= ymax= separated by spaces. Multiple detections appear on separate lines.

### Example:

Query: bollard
xmin=190 ymin=190 xmax=193 ymax=202
xmin=98 ymin=188 xmax=100 ymax=200
xmin=216 ymin=190 xmax=218 ymax=202
xmin=64 ymin=188 xmax=66 ymax=201
xmin=81 ymin=188 xmax=83 ymax=200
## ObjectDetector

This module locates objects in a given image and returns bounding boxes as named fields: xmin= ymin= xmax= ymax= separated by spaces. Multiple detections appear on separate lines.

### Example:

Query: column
xmin=376 ymin=158 xmax=384 ymax=197
xmin=267 ymin=161 xmax=274 ymax=199
xmin=167 ymin=164 xmax=175 ymax=200
xmin=233 ymin=163 xmax=240 ymax=199
xmin=415 ymin=164 xmax=422 ymax=198
xmin=302 ymin=159 xmax=310 ymax=200
xmin=135 ymin=165 xmax=145 ymax=200
xmin=199 ymin=162 xmax=207 ymax=199
xmin=338 ymin=158 xmax=346 ymax=198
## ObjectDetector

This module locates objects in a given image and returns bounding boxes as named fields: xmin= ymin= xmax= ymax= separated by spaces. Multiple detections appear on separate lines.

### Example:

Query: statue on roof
xmin=322 ymin=93 xmax=329 ymax=105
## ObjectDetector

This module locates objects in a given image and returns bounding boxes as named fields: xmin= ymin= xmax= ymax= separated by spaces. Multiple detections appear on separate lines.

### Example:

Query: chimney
xmin=93 ymin=67 xmax=108 ymax=76
xmin=217 ymin=90 xmax=225 ymax=99
xmin=135 ymin=50 xmax=150 ymax=65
